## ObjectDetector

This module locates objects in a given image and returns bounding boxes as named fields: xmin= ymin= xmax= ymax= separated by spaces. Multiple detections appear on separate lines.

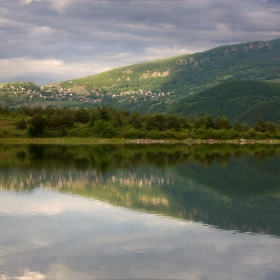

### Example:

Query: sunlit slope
xmin=59 ymin=38 xmax=280 ymax=98
xmin=167 ymin=80 xmax=280 ymax=124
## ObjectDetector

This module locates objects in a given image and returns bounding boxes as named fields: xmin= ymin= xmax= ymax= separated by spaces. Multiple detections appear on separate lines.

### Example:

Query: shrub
xmin=92 ymin=120 xmax=116 ymax=138
xmin=15 ymin=118 xmax=27 ymax=130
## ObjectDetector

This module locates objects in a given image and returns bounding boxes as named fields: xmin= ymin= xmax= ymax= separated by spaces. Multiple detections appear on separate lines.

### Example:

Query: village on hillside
xmin=0 ymin=82 xmax=175 ymax=108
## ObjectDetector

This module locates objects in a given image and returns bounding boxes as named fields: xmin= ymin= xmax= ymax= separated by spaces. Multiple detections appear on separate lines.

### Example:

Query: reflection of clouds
xmin=0 ymin=189 xmax=110 ymax=216
xmin=0 ymin=190 xmax=280 ymax=279
xmin=1 ymin=269 xmax=45 ymax=280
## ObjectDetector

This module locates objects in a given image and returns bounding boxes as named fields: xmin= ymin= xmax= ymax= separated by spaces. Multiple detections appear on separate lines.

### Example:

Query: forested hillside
xmin=57 ymin=38 xmax=280 ymax=113
xmin=168 ymin=80 xmax=280 ymax=124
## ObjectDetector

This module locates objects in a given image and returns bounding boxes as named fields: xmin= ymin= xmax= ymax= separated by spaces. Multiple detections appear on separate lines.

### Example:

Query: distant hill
xmin=167 ymin=80 xmax=280 ymax=124
xmin=0 ymin=38 xmax=280 ymax=121
xmin=56 ymin=38 xmax=280 ymax=112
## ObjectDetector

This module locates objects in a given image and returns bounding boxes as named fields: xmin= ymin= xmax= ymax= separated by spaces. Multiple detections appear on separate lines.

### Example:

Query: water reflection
xmin=0 ymin=144 xmax=280 ymax=236
xmin=0 ymin=189 xmax=280 ymax=280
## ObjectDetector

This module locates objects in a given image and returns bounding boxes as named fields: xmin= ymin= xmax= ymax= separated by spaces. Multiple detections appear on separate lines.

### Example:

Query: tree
xmin=28 ymin=114 xmax=45 ymax=137
xmin=254 ymin=118 xmax=266 ymax=132
xmin=233 ymin=122 xmax=242 ymax=132
xmin=74 ymin=108 xmax=89 ymax=124
xmin=154 ymin=113 xmax=166 ymax=131
xmin=202 ymin=114 xmax=215 ymax=129
xmin=48 ymin=111 xmax=61 ymax=128
xmin=97 ymin=106 xmax=111 ymax=122
xmin=215 ymin=116 xmax=231 ymax=130
xmin=128 ymin=110 xmax=142 ymax=129
xmin=145 ymin=115 xmax=156 ymax=131
xmin=241 ymin=122 xmax=250 ymax=132
xmin=61 ymin=109 xmax=74 ymax=128
xmin=167 ymin=114 xmax=180 ymax=131
xmin=15 ymin=118 xmax=27 ymax=130
xmin=193 ymin=117 xmax=202 ymax=129
xmin=92 ymin=120 xmax=116 ymax=138
xmin=265 ymin=121 xmax=276 ymax=134
xmin=88 ymin=112 xmax=97 ymax=127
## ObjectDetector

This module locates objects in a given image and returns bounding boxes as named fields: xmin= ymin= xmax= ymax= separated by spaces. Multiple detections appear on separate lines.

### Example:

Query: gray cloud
xmin=0 ymin=0 xmax=279 ymax=84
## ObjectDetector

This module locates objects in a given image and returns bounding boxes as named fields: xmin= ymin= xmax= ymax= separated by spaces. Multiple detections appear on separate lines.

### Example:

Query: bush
xmin=15 ymin=118 xmax=27 ymax=130
xmin=92 ymin=120 xmax=116 ymax=138
xmin=28 ymin=115 xmax=45 ymax=137
xmin=123 ymin=128 xmax=147 ymax=139
xmin=68 ymin=127 xmax=92 ymax=137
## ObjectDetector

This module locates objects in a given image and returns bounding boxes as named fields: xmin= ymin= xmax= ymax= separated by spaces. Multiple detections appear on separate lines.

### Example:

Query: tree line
xmin=1 ymin=105 xmax=280 ymax=139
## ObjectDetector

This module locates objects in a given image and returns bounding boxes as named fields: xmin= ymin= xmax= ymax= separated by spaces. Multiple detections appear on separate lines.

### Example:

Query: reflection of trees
xmin=1 ymin=143 xmax=280 ymax=237
xmin=1 ymin=143 xmax=280 ymax=173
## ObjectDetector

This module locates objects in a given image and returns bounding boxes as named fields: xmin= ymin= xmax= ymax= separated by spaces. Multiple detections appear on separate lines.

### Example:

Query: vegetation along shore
xmin=1 ymin=105 xmax=280 ymax=142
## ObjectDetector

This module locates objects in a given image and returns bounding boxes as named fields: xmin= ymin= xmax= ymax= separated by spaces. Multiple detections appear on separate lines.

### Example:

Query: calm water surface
xmin=0 ymin=143 xmax=280 ymax=279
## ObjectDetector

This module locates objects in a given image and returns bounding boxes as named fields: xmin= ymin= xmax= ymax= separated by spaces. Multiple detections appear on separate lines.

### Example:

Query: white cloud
xmin=0 ymin=43 xmax=196 ymax=84
xmin=0 ymin=269 xmax=45 ymax=280
xmin=0 ymin=58 xmax=111 ymax=84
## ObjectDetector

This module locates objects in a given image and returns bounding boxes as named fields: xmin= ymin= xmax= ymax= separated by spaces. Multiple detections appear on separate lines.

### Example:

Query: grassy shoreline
xmin=0 ymin=137 xmax=279 ymax=145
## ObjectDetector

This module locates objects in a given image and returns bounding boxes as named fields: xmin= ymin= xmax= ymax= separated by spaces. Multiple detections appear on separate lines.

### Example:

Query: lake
xmin=0 ymin=143 xmax=280 ymax=279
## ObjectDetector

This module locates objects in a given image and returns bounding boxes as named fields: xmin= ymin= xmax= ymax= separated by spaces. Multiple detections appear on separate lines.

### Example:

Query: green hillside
xmin=167 ymin=80 xmax=280 ymax=124
xmin=56 ymin=38 xmax=280 ymax=113
xmin=235 ymin=100 xmax=280 ymax=124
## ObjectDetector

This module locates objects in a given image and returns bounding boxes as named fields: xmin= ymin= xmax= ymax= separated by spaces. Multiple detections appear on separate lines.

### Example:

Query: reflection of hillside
xmin=1 ymin=144 xmax=280 ymax=236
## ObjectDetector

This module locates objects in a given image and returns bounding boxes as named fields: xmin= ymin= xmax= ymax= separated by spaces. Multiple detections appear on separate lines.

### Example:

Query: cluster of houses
xmin=112 ymin=90 xmax=174 ymax=104
xmin=0 ymin=83 xmax=175 ymax=106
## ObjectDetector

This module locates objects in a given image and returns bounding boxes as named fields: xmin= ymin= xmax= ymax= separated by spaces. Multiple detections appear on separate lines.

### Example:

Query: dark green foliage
xmin=167 ymin=114 xmax=181 ymax=131
xmin=215 ymin=116 xmax=231 ymax=130
xmin=128 ymin=110 xmax=143 ymax=129
xmin=254 ymin=118 xmax=267 ymax=132
xmin=154 ymin=113 xmax=167 ymax=131
xmin=169 ymin=80 xmax=280 ymax=124
xmin=73 ymin=108 xmax=89 ymax=123
xmin=236 ymin=100 xmax=280 ymax=124
xmin=1 ymin=105 xmax=280 ymax=139
xmin=254 ymin=118 xmax=276 ymax=133
xmin=48 ymin=111 xmax=61 ymax=128
xmin=97 ymin=106 xmax=112 ymax=122
xmin=202 ymin=114 xmax=215 ymax=129
xmin=92 ymin=120 xmax=116 ymax=138
xmin=28 ymin=114 xmax=45 ymax=137
xmin=88 ymin=113 xmax=96 ymax=127
xmin=60 ymin=108 xmax=74 ymax=128
xmin=144 ymin=115 xmax=157 ymax=131
xmin=0 ymin=106 xmax=10 ymax=115
xmin=15 ymin=118 xmax=27 ymax=130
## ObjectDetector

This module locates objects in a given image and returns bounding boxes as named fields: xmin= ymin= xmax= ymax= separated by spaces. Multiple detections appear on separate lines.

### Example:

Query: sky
xmin=0 ymin=0 xmax=280 ymax=85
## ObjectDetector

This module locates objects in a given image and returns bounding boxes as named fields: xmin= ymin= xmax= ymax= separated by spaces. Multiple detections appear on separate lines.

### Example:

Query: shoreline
xmin=0 ymin=137 xmax=279 ymax=145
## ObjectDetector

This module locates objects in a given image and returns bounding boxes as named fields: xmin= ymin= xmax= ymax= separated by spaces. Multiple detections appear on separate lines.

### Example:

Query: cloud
xmin=0 ymin=0 xmax=279 ymax=84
